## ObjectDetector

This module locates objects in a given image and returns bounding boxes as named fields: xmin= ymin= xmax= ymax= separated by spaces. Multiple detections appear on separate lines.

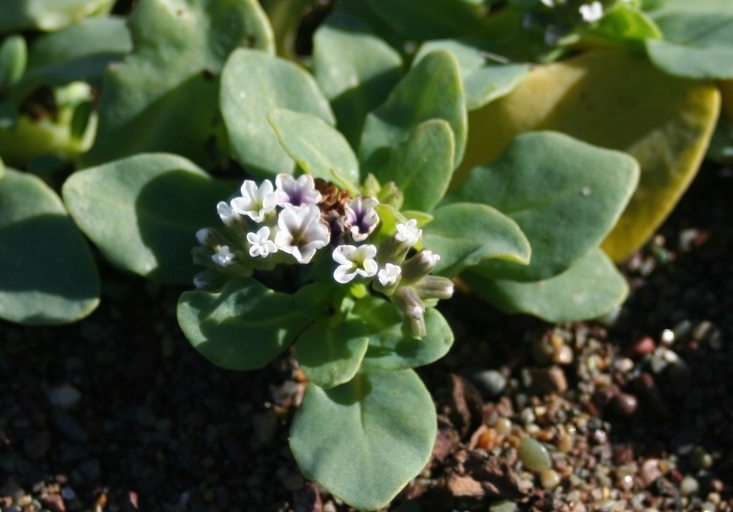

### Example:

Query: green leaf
xmin=82 ymin=0 xmax=274 ymax=167
xmin=177 ymin=278 xmax=308 ymax=370
xmin=414 ymin=39 xmax=530 ymax=111
xmin=0 ymin=168 xmax=99 ymax=325
xmin=446 ymin=132 xmax=639 ymax=281
xmin=364 ymin=0 xmax=492 ymax=41
xmin=353 ymin=296 xmax=454 ymax=371
xmin=360 ymin=50 xmax=467 ymax=172
xmin=645 ymin=2 xmax=733 ymax=79
xmin=290 ymin=368 xmax=437 ymax=511
xmin=268 ymin=109 xmax=359 ymax=191
xmin=0 ymin=35 xmax=27 ymax=91
xmin=62 ymin=153 xmax=233 ymax=284
xmin=423 ymin=203 xmax=531 ymax=278
xmin=463 ymin=248 xmax=629 ymax=323
xmin=18 ymin=17 xmax=131 ymax=94
xmin=0 ymin=0 xmax=114 ymax=33
xmin=221 ymin=49 xmax=335 ymax=178
xmin=312 ymin=11 xmax=403 ymax=148
xmin=295 ymin=317 xmax=369 ymax=389
xmin=372 ymin=120 xmax=454 ymax=212
xmin=579 ymin=3 xmax=662 ymax=49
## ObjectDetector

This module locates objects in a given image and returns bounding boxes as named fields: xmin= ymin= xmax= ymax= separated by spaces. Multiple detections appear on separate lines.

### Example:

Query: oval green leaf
xmin=83 ymin=0 xmax=274 ymax=167
xmin=312 ymin=11 xmax=403 ymax=148
xmin=178 ymin=278 xmax=308 ymax=370
xmin=295 ymin=317 xmax=369 ymax=389
xmin=447 ymin=132 xmax=639 ymax=281
xmin=221 ymin=49 xmax=335 ymax=178
xmin=63 ymin=153 xmax=233 ymax=284
xmin=360 ymin=50 xmax=467 ymax=172
xmin=423 ymin=203 xmax=531 ymax=278
xmin=18 ymin=17 xmax=131 ymax=94
xmin=0 ymin=168 xmax=99 ymax=325
xmin=645 ymin=2 xmax=733 ymax=79
xmin=0 ymin=0 xmax=114 ymax=33
xmin=463 ymin=248 xmax=629 ymax=323
xmin=290 ymin=368 xmax=437 ymax=511
xmin=414 ymin=39 xmax=530 ymax=111
xmin=353 ymin=296 xmax=454 ymax=371
xmin=372 ymin=119 xmax=455 ymax=212
xmin=268 ymin=109 xmax=359 ymax=190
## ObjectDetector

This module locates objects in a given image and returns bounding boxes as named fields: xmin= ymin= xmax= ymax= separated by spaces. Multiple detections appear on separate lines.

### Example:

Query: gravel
xmin=1 ymin=162 xmax=733 ymax=511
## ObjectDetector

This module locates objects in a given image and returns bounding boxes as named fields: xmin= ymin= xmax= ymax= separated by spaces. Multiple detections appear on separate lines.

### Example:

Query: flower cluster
xmin=193 ymin=174 xmax=453 ymax=338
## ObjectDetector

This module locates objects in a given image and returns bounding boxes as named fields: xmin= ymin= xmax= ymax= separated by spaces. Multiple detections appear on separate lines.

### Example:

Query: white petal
xmin=334 ymin=265 xmax=356 ymax=284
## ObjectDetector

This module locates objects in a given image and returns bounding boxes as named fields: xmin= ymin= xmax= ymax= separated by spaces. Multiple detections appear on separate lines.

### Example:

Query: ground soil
xmin=1 ymin=161 xmax=733 ymax=512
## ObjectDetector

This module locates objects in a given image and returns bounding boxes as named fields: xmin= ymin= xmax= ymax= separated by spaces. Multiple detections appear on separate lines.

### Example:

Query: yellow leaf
xmin=455 ymin=50 xmax=720 ymax=262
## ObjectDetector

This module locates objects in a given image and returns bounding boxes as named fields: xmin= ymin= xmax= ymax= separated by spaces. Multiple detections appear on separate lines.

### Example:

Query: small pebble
xmin=612 ymin=393 xmax=638 ymax=417
xmin=471 ymin=370 xmax=506 ymax=398
xmin=701 ymin=502 xmax=716 ymax=512
xmin=630 ymin=337 xmax=656 ymax=357
xmin=680 ymin=476 xmax=699 ymax=496
xmin=47 ymin=384 xmax=82 ymax=409
xmin=489 ymin=500 xmax=519 ymax=512
xmin=518 ymin=437 xmax=551 ymax=472
xmin=494 ymin=417 xmax=512 ymax=436
xmin=660 ymin=329 xmax=675 ymax=345
xmin=690 ymin=447 xmax=714 ymax=470
xmin=540 ymin=468 xmax=561 ymax=489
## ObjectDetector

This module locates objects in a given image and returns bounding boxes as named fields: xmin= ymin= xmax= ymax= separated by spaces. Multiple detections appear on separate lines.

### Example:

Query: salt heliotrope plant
xmin=2 ymin=0 xmax=729 ymax=508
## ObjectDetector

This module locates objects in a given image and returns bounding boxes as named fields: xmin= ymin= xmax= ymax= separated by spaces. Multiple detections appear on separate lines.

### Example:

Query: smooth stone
xmin=489 ymin=500 xmax=519 ymax=512
xmin=470 ymin=370 xmax=507 ymax=398
xmin=518 ymin=437 xmax=552 ymax=472
xmin=47 ymin=384 xmax=82 ymax=409
xmin=690 ymin=447 xmax=714 ymax=470
xmin=540 ymin=468 xmax=561 ymax=489
xmin=680 ymin=476 xmax=699 ymax=496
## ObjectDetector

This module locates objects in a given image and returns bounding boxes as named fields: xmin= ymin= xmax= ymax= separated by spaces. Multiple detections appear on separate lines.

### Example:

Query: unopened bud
xmin=414 ymin=275 xmax=454 ymax=300
xmin=401 ymin=249 xmax=440 ymax=283
xmin=193 ymin=269 xmax=225 ymax=290
xmin=392 ymin=286 xmax=426 ymax=338
xmin=192 ymin=246 xmax=215 ymax=267
xmin=377 ymin=181 xmax=404 ymax=209
xmin=195 ymin=227 xmax=229 ymax=249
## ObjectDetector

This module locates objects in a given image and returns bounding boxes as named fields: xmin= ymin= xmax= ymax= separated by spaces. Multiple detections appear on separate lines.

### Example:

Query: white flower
xmin=212 ymin=246 xmax=236 ymax=267
xmin=275 ymin=174 xmax=322 ymax=207
xmin=274 ymin=205 xmax=330 ymax=264
xmin=332 ymin=244 xmax=378 ymax=284
xmin=344 ymin=197 xmax=380 ymax=242
xmin=395 ymin=219 xmax=422 ymax=246
xmin=217 ymin=201 xmax=241 ymax=227
xmin=246 ymin=226 xmax=277 ymax=258
xmin=231 ymin=179 xmax=277 ymax=222
xmin=540 ymin=0 xmax=554 ymax=6
xmin=377 ymin=263 xmax=401 ymax=287
xmin=580 ymin=1 xmax=603 ymax=23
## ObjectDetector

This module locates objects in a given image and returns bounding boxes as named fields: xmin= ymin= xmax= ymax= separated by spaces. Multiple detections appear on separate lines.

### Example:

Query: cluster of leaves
xmin=0 ymin=0 xmax=728 ymax=509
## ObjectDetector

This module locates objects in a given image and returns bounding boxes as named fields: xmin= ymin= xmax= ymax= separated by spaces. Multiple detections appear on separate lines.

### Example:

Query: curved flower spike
xmin=344 ymin=197 xmax=380 ymax=242
xmin=275 ymin=205 xmax=330 ymax=264
xmin=247 ymin=226 xmax=277 ymax=258
xmin=395 ymin=219 xmax=422 ymax=246
xmin=231 ymin=179 xmax=277 ymax=222
xmin=275 ymin=174 xmax=322 ymax=207
xmin=332 ymin=244 xmax=378 ymax=284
